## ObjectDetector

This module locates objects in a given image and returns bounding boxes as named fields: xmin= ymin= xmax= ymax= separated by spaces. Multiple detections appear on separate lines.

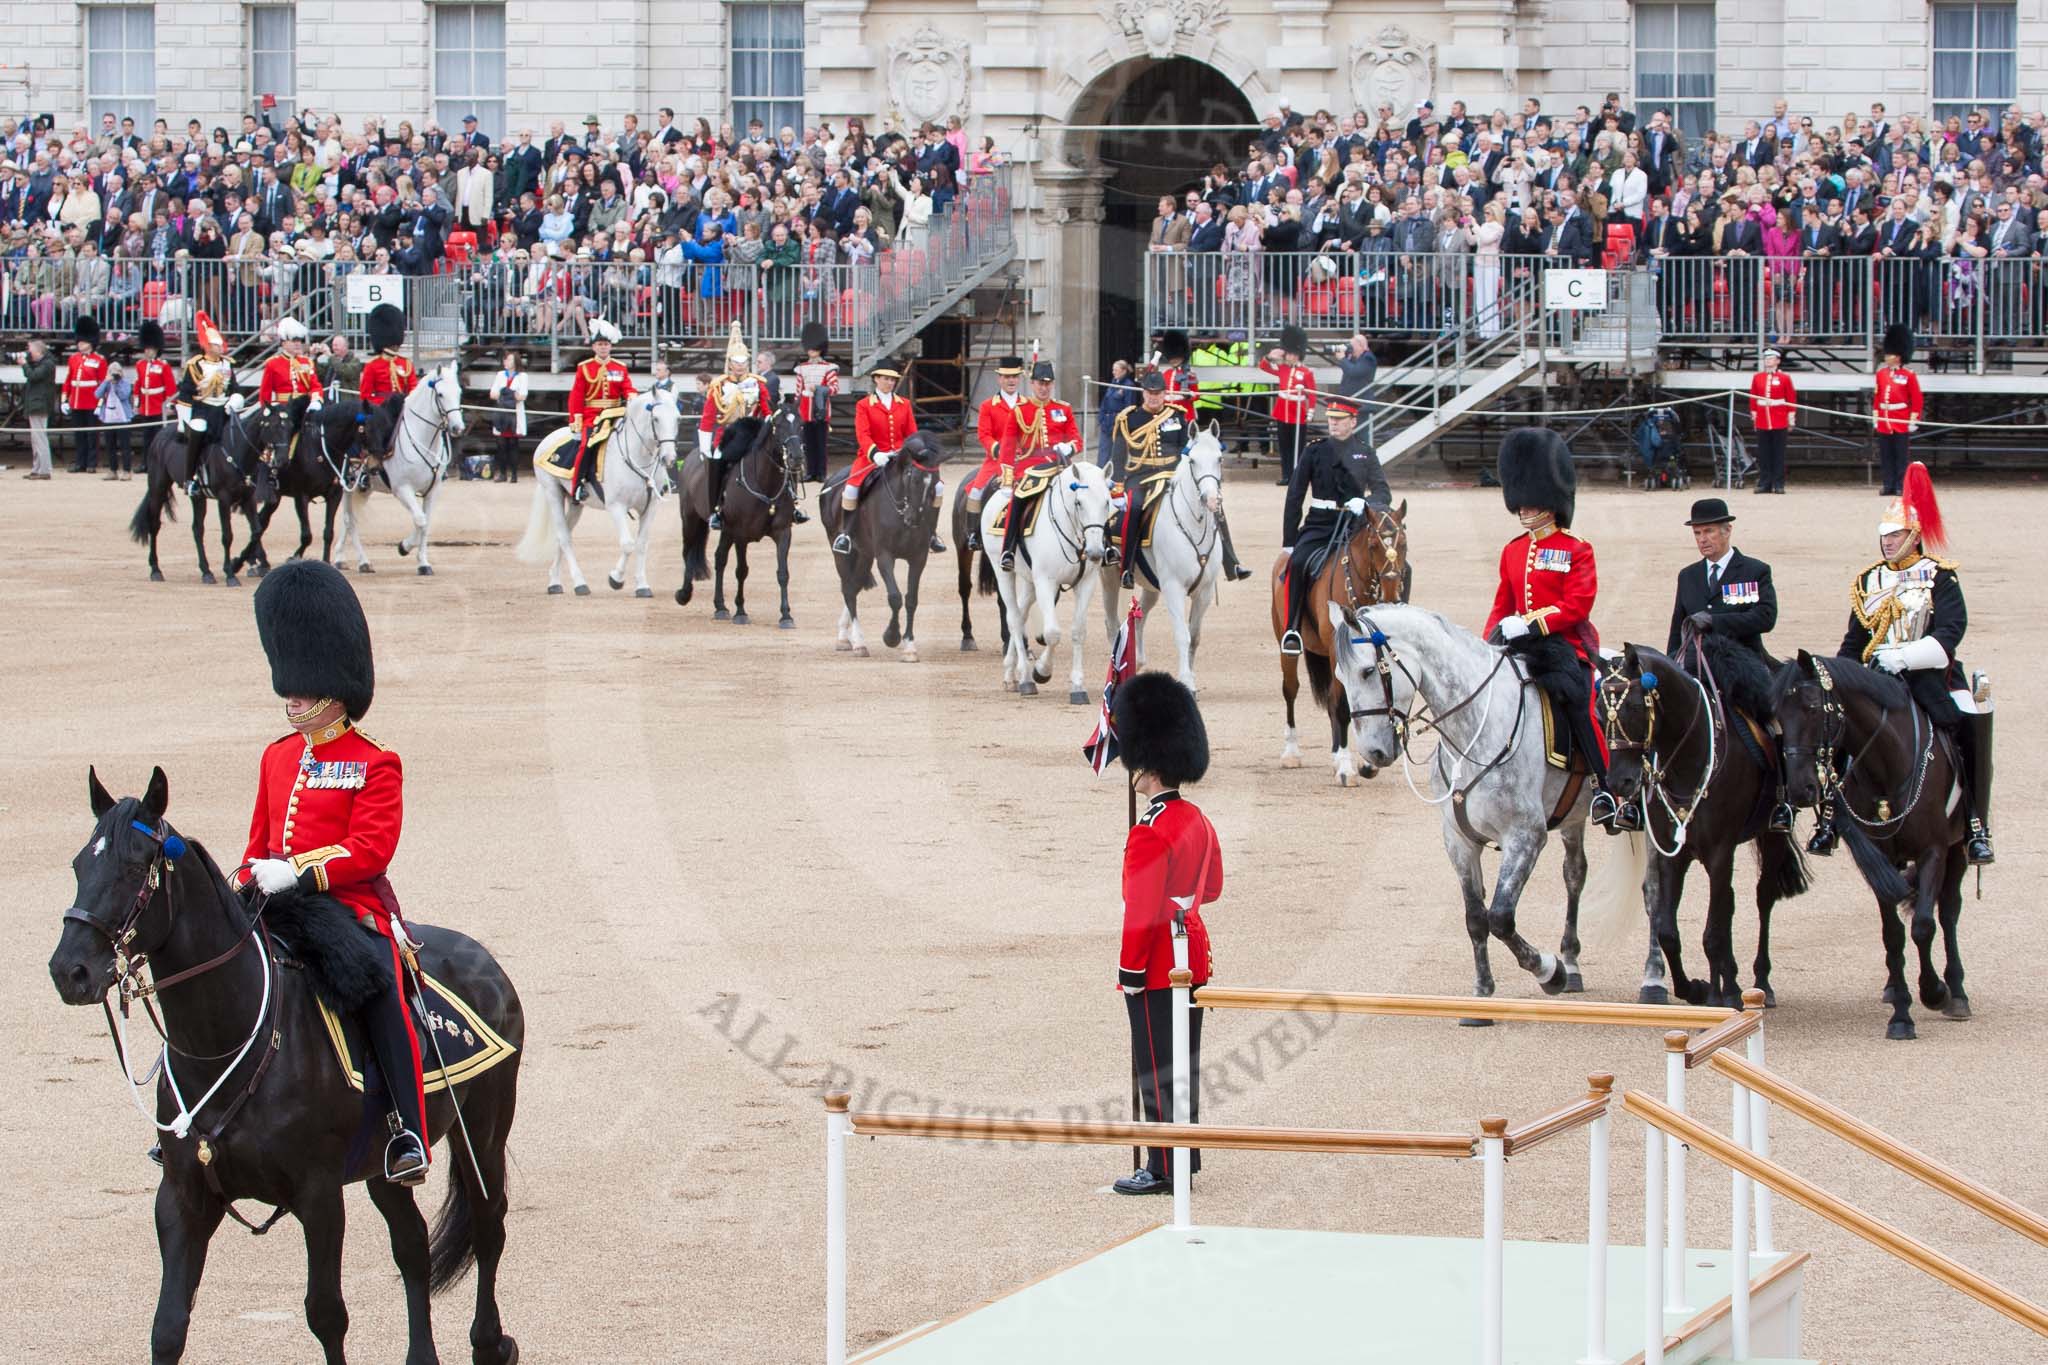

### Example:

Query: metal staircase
xmin=850 ymin=170 xmax=1019 ymax=377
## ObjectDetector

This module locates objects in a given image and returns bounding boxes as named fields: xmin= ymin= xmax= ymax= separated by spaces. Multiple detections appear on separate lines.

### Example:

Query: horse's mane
xmin=720 ymin=416 xmax=767 ymax=460
xmin=1655 ymin=637 xmax=1778 ymax=720
xmin=1768 ymin=652 xmax=1911 ymax=711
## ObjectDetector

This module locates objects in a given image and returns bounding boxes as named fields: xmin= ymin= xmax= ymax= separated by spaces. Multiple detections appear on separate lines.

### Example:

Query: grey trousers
xmin=27 ymin=414 xmax=52 ymax=476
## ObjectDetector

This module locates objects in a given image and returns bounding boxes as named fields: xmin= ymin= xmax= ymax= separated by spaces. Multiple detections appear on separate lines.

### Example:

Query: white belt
xmin=1307 ymin=497 xmax=1339 ymax=511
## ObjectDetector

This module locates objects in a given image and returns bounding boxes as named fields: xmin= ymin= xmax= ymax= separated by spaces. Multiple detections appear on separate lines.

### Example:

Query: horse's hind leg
xmin=1487 ymin=835 xmax=1568 ymax=993
xmin=150 ymin=1181 xmax=225 ymax=1364
xmin=1912 ymin=857 xmax=1950 ymax=1013
xmin=956 ymin=545 xmax=976 ymax=649
xmin=1557 ymin=821 xmax=1589 ymax=992
xmin=712 ymin=536 xmax=732 ymax=619
xmin=1878 ymin=895 xmax=1915 ymax=1040
xmin=366 ymin=1177 xmax=439 ymax=1365
xmin=1937 ymin=856 xmax=1970 ymax=1019
xmin=297 ymin=1181 xmax=351 ymax=1364
xmin=458 ymin=1107 xmax=517 ymax=1365
xmin=731 ymin=542 xmax=752 ymax=625
xmin=1447 ymin=834 xmax=1497 ymax=1024
xmin=1280 ymin=652 xmax=1303 ymax=766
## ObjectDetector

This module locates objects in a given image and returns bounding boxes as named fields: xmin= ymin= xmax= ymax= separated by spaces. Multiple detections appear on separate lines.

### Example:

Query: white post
xmin=1662 ymin=1032 xmax=1690 ymax=1314
xmin=1730 ymin=1079 xmax=1753 ymax=1361
xmin=1480 ymin=1116 xmax=1508 ymax=1365
xmin=1644 ymin=1115 xmax=1666 ymax=1365
xmin=1169 ymin=934 xmax=1193 ymax=1233
xmin=1581 ymin=1075 xmax=1615 ymax=1365
xmin=1745 ymin=1002 xmax=1775 ymax=1254
xmin=825 ymin=1094 xmax=850 ymax=1365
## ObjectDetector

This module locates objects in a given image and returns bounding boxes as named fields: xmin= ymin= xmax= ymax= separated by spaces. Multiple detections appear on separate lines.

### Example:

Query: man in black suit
xmin=1640 ymin=196 xmax=1687 ymax=329
xmin=460 ymin=114 xmax=490 ymax=151
xmin=823 ymin=171 xmax=859 ymax=236
xmin=1718 ymin=195 xmax=1764 ymax=337
xmin=1666 ymin=497 xmax=1789 ymax=825
xmin=1548 ymin=192 xmax=1595 ymax=265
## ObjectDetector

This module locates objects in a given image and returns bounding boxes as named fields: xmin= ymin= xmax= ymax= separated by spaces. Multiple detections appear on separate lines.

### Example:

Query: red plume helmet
xmin=1901 ymin=461 xmax=1945 ymax=552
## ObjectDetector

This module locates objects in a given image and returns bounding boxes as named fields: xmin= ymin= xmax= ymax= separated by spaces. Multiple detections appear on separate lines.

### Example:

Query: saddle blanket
xmin=991 ymin=464 xmax=1060 ymax=537
xmin=1128 ymin=469 xmax=1176 ymax=550
xmin=318 ymin=970 xmax=518 ymax=1095
xmin=534 ymin=410 xmax=622 ymax=484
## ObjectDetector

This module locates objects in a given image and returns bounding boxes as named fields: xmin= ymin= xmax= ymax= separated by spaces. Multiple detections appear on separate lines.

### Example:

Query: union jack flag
xmin=1083 ymin=599 xmax=1143 ymax=774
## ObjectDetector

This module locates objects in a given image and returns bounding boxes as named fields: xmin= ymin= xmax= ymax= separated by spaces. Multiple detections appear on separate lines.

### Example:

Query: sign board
xmin=1543 ymin=269 xmax=1607 ymax=311
xmin=345 ymin=274 xmax=405 ymax=315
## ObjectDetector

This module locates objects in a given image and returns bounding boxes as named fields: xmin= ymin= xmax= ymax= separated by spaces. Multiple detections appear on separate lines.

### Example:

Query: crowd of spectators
xmin=1146 ymin=91 xmax=2048 ymax=343
xmin=0 ymin=105 xmax=1009 ymax=344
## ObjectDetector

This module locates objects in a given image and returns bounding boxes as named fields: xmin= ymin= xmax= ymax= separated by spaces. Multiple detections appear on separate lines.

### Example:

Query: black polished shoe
xmin=1589 ymin=790 xmax=1628 ymax=830
xmin=929 ymin=534 xmax=947 ymax=553
xmin=708 ymin=511 xmax=724 ymax=530
xmin=1279 ymin=629 xmax=1304 ymax=657
xmin=1120 ymin=568 xmax=1136 ymax=591
xmin=831 ymin=532 xmax=853 ymax=555
xmin=790 ymin=506 xmax=810 ymax=524
xmin=1967 ymin=822 xmax=1994 ymax=867
xmin=1805 ymin=819 xmax=1837 ymax=857
xmin=1227 ymin=564 xmax=1255 ymax=581
xmin=999 ymin=550 xmax=1016 ymax=571
xmin=1767 ymin=802 xmax=1795 ymax=834
xmin=146 ymin=1144 xmax=164 ymax=1167
xmin=384 ymin=1130 xmax=429 ymax=1187
xmin=1609 ymin=797 xmax=1644 ymax=832
xmin=965 ymin=530 xmax=981 ymax=552
xmin=1112 ymin=1168 xmax=1174 ymax=1196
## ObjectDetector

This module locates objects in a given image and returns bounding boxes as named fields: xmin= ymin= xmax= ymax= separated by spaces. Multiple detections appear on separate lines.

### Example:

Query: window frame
xmin=431 ymin=2 xmax=508 ymax=141
xmin=1632 ymin=2 xmax=1717 ymax=145
xmin=248 ymin=4 xmax=297 ymax=124
xmin=728 ymin=1 xmax=806 ymax=144
xmin=1931 ymin=2 xmax=2018 ymax=129
xmin=84 ymin=4 xmax=157 ymax=131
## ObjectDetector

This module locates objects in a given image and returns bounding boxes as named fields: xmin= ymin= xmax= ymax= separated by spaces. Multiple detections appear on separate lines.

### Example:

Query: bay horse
xmin=1600 ymin=638 xmax=1812 ymax=1009
xmin=977 ymin=453 xmax=1114 ymax=700
xmin=1269 ymin=501 xmax=1410 ymax=784
xmin=514 ymin=390 xmax=680 ymax=596
xmin=48 ymin=768 xmax=522 ymax=1364
xmin=675 ymin=400 xmax=802 ymax=626
xmin=1770 ymin=650 xmax=1971 ymax=1040
xmin=817 ymin=433 xmax=944 ymax=660
xmin=256 ymin=397 xmax=383 ymax=564
xmin=1327 ymin=604 xmax=1652 ymax=1013
xmin=129 ymin=401 xmax=297 ymax=585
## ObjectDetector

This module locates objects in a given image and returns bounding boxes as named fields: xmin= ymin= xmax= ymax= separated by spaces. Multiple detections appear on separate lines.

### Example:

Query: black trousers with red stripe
xmin=1126 ymin=987 xmax=1203 ymax=1178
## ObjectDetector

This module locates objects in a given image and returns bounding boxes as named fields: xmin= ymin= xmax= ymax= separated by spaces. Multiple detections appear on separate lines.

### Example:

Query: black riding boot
xmin=1963 ymin=711 xmax=1995 ymax=866
xmin=1219 ymin=508 xmax=1253 ymax=581
xmin=362 ymin=977 xmax=429 ymax=1186
xmin=1280 ymin=564 xmax=1306 ymax=655
xmin=707 ymin=457 xmax=730 ymax=529
xmin=998 ymin=495 xmax=1028 ymax=571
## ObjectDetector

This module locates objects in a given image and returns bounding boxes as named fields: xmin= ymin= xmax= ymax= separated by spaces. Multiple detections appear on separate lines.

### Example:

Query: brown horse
xmin=1269 ymin=502 xmax=1409 ymax=784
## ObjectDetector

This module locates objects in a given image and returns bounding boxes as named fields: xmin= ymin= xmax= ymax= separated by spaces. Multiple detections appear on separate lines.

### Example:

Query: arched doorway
xmin=1069 ymin=58 xmax=1256 ymax=376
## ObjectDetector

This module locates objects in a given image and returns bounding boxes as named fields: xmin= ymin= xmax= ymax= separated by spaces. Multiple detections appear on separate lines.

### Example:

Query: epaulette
xmin=1931 ymin=556 xmax=1960 ymax=572
xmin=351 ymin=728 xmax=389 ymax=752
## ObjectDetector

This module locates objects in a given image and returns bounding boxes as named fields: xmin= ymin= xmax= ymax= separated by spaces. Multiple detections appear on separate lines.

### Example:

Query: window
xmin=434 ymin=3 xmax=507 ymax=141
xmin=730 ymin=3 xmax=804 ymax=143
xmin=1633 ymin=3 xmax=1715 ymax=143
xmin=87 ymin=5 xmax=156 ymax=130
xmin=1932 ymin=3 xmax=2016 ymax=128
xmin=249 ymin=6 xmax=296 ymax=122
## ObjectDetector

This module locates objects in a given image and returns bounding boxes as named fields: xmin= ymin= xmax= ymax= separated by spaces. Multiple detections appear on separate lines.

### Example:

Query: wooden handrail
xmin=1623 ymin=1090 xmax=2048 ymax=1337
xmin=1709 ymin=1052 xmax=2048 ymax=1249
xmin=846 ymin=1110 xmax=1476 ymax=1159
xmin=1683 ymin=1010 xmax=1761 ymax=1068
xmin=1196 ymin=985 xmax=1734 ymax=1029
xmin=1505 ymin=1074 xmax=1613 ymax=1157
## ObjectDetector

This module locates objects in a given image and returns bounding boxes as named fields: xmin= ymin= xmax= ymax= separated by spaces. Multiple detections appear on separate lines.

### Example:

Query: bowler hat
xmin=1684 ymin=497 xmax=1735 ymax=526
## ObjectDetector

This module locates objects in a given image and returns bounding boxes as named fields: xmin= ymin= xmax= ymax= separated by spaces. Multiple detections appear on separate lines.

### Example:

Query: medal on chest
xmin=1719 ymin=580 xmax=1760 ymax=606
xmin=1534 ymin=547 xmax=1573 ymax=573
xmin=300 ymin=758 xmax=368 ymax=790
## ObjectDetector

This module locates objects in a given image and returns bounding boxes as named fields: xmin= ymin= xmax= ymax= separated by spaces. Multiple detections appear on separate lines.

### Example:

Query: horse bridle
xmin=614 ymin=400 xmax=678 ymax=503
xmin=1344 ymin=610 xmax=1521 ymax=783
xmin=400 ymin=377 xmax=460 ymax=475
xmin=736 ymin=410 xmax=802 ymax=507
xmin=1601 ymin=656 xmax=1718 ymax=853
xmin=1784 ymin=657 xmax=1932 ymax=835
xmin=885 ymin=449 xmax=941 ymax=525
xmin=1041 ymin=465 xmax=1112 ymax=567
xmin=1339 ymin=508 xmax=1406 ymax=610
xmin=1163 ymin=453 xmax=1222 ymax=563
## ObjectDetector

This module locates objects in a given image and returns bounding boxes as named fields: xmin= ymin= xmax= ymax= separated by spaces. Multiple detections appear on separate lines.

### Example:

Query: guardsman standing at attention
xmin=793 ymin=320 xmax=839 ymax=486
xmin=1111 ymin=369 xmax=1188 ymax=588
xmin=356 ymin=303 xmax=419 ymax=411
xmin=996 ymin=357 xmax=1082 ymax=572
xmin=1746 ymin=346 xmax=1795 ymax=494
xmin=835 ymin=362 xmax=944 ymax=554
xmin=131 ymin=320 xmax=177 ymax=451
xmin=1872 ymin=324 xmax=1922 ymax=498
xmin=1111 ymin=671 xmax=1223 ymax=1198
xmin=566 ymin=317 xmax=634 ymax=504
xmin=1258 ymin=324 xmax=1317 ymax=485
xmin=961 ymin=354 xmax=1026 ymax=552
xmin=1278 ymin=397 xmax=1391 ymax=655
xmin=63 ymin=316 xmax=108 ymax=474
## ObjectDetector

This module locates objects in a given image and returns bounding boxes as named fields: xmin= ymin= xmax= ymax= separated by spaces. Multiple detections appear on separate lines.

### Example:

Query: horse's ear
xmin=1324 ymin=602 xmax=1353 ymax=660
xmin=1395 ymin=498 xmax=1408 ymax=522
xmin=88 ymin=766 xmax=115 ymax=820
xmin=1796 ymin=648 xmax=1815 ymax=673
xmin=1622 ymin=642 xmax=1640 ymax=673
xmin=142 ymin=766 xmax=169 ymax=821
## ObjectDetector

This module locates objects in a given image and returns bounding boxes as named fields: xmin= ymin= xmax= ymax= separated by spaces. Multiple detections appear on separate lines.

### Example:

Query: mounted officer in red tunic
xmin=1482 ymin=429 xmax=1635 ymax=830
xmin=996 ymin=358 xmax=1081 ymax=572
xmin=960 ymin=354 xmax=1025 ymax=552
xmin=234 ymin=561 xmax=429 ymax=1185
xmin=256 ymin=317 xmax=323 ymax=471
xmin=357 ymin=303 xmax=419 ymax=412
xmin=1111 ymin=672 xmax=1223 ymax=1197
xmin=833 ymin=362 xmax=945 ymax=554
xmin=566 ymin=318 xmax=635 ymax=505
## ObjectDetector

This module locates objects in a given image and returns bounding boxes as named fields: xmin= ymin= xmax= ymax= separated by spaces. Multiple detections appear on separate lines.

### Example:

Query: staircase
xmin=850 ymin=169 xmax=1019 ymax=377
xmin=1375 ymin=340 xmax=1545 ymax=467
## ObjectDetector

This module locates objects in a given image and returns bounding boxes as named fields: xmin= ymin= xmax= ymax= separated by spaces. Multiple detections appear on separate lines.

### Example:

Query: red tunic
xmin=132 ymin=357 xmax=177 ymax=418
xmin=1002 ymin=397 xmax=1080 ymax=479
xmin=63 ymin=351 xmax=107 ymax=413
xmin=1118 ymin=792 xmax=1223 ymax=991
xmin=232 ymin=723 xmax=403 ymax=935
xmin=258 ymin=351 xmax=322 ymax=405
xmin=1748 ymin=371 xmax=1795 ymax=432
xmin=696 ymin=374 xmax=771 ymax=440
xmin=1164 ymin=364 xmax=1200 ymax=424
xmin=567 ymin=357 xmax=634 ymax=430
xmin=795 ymin=360 xmax=839 ymax=424
xmin=1873 ymin=366 xmax=1922 ymax=435
xmin=1257 ymin=358 xmax=1317 ymax=425
xmin=1484 ymin=528 xmax=1601 ymax=662
xmin=359 ymin=352 xmax=419 ymax=409
xmin=847 ymin=393 xmax=919 ymax=489
xmin=967 ymin=391 xmax=1023 ymax=495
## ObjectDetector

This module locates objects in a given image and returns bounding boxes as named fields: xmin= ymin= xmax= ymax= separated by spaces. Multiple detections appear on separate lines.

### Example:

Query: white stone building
xmin=7 ymin=0 xmax=2044 ymax=370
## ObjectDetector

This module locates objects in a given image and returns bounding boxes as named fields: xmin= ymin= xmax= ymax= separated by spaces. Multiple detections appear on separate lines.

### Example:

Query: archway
xmin=1068 ymin=58 xmax=1257 ymax=376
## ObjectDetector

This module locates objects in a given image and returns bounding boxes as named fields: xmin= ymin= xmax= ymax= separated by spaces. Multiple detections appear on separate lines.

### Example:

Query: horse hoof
xmin=1003 ymin=680 xmax=1017 ymax=692
xmin=902 ymin=647 xmax=919 ymax=662
xmin=200 ymin=572 xmax=216 ymax=585
xmin=635 ymin=587 xmax=653 ymax=599
xmin=1886 ymin=1019 xmax=1917 ymax=1042
xmin=289 ymin=551 xmax=304 ymax=561
xmin=835 ymin=640 xmax=852 ymax=653
xmin=883 ymin=624 xmax=903 ymax=648
xmin=359 ymin=563 xmax=376 ymax=574
xmin=1032 ymin=666 xmax=1053 ymax=685
xmin=1758 ymin=987 xmax=1778 ymax=1009
xmin=1359 ymin=763 xmax=1379 ymax=781
xmin=418 ymin=565 xmax=434 ymax=577
xmin=853 ymin=646 xmax=870 ymax=658
xmin=1457 ymin=1016 xmax=1496 ymax=1029
xmin=251 ymin=563 xmax=268 ymax=578
xmin=1537 ymin=956 xmax=1568 ymax=996
xmin=1637 ymin=985 xmax=1670 ymax=1006
xmin=1563 ymin=970 xmax=1586 ymax=994
xmin=1942 ymin=995 xmax=1972 ymax=1021
xmin=961 ymin=638 xmax=978 ymax=652
xmin=732 ymin=613 xmax=750 ymax=626
xmin=480 ymin=1334 xmax=519 ymax=1365
xmin=1018 ymin=680 xmax=1038 ymax=696
xmin=574 ymin=584 xmax=590 ymax=596
xmin=1678 ymin=980 xmax=1710 ymax=1007
xmin=1280 ymin=752 xmax=1302 ymax=769
xmin=224 ymin=574 xmax=241 ymax=587
xmin=1919 ymin=981 xmax=1951 ymax=1011
xmin=397 ymin=542 xmax=410 ymax=557
xmin=779 ymin=616 xmax=795 ymax=630
xmin=149 ymin=570 xmax=164 ymax=583
xmin=1069 ymin=690 xmax=1089 ymax=705
xmin=547 ymin=584 xmax=564 ymax=595
xmin=714 ymin=608 xmax=731 ymax=621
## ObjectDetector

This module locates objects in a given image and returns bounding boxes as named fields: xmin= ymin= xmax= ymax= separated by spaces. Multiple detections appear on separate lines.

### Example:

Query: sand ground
xmin=4 ymin=459 xmax=2044 ymax=1363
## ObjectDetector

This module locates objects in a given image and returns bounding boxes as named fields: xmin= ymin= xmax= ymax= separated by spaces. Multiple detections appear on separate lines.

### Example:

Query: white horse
xmin=979 ymin=456 xmax=1115 ymax=700
xmin=513 ymin=392 xmax=680 ymax=595
xmin=1326 ymin=602 xmax=1654 ymax=1010
xmin=338 ymin=362 xmax=464 ymax=576
xmin=1103 ymin=422 xmax=1226 ymax=691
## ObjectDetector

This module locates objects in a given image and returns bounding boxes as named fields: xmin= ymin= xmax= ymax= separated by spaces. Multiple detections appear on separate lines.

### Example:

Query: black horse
xmin=257 ymin=397 xmax=390 ymax=564
xmin=817 ymin=434 xmax=944 ymax=659
xmin=1602 ymin=639 xmax=1811 ymax=1009
xmin=128 ymin=401 xmax=298 ymax=585
xmin=1771 ymin=650 xmax=1971 ymax=1040
xmin=948 ymin=477 xmax=1000 ymax=653
xmin=50 ymin=769 xmax=522 ymax=1364
xmin=676 ymin=401 xmax=802 ymax=627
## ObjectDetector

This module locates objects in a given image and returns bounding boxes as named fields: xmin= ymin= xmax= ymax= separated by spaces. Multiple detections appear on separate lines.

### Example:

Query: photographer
xmin=12 ymin=339 xmax=58 ymax=479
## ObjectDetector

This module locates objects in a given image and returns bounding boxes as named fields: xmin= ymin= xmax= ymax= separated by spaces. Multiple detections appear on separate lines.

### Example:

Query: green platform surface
xmin=856 ymin=1225 xmax=1803 ymax=1363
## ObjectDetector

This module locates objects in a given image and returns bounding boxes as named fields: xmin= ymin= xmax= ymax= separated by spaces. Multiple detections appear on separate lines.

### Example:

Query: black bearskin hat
xmin=1113 ymin=672 xmax=1210 ymax=787
xmin=254 ymin=561 xmax=376 ymax=720
xmin=1882 ymin=323 xmax=1913 ymax=364
xmin=800 ymin=320 xmax=831 ymax=355
xmin=1157 ymin=328 xmax=1191 ymax=366
xmin=137 ymin=320 xmax=166 ymax=353
xmin=1498 ymin=427 xmax=1577 ymax=529
xmin=73 ymin=314 xmax=100 ymax=347
xmin=366 ymin=303 xmax=406 ymax=353
xmin=1278 ymin=323 xmax=1308 ymax=357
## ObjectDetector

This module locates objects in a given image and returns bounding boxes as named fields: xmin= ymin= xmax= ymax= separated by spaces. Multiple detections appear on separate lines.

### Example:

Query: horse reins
xmin=1602 ymin=642 xmax=1720 ymax=856
xmin=1792 ymin=658 xmax=1935 ymax=836
xmin=1161 ymin=457 xmax=1221 ymax=566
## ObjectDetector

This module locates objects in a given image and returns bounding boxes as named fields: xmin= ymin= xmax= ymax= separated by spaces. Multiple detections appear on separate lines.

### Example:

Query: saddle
xmin=535 ymin=409 xmax=621 ymax=484
xmin=316 ymin=971 xmax=518 ymax=1099
xmin=991 ymin=464 xmax=1060 ymax=537
xmin=1127 ymin=469 xmax=1176 ymax=550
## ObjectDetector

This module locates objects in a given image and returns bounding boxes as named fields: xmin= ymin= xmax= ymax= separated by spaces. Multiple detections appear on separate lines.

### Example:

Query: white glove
xmin=225 ymin=393 xmax=246 ymax=414
xmin=1344 ymin=497 xmax=1367 ymax=516
xmin=308 ymin=395 xmax=324 ymax=412
xmin=1499 ymin=615 xmax=1531 ymax=641
xmin=1054 ymin=441 xmax=1076 ymax=457
xmin=249 ymin=858 xmax=298 ymax=894
xmin=187 ymin=416 xmax=208 ymax=434
xmin=1879 ymin=636 xmax=1948 ymax=673
xmin=1121 ymin=985 xmax=1144 ymax=996
xmin=873 ymin=449 xmax=893 ymax=466
xmin=697 ymin=429 xmax=712 ymax=457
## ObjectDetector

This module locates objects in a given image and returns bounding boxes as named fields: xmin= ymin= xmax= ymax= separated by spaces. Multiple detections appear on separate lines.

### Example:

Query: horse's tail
xmin=426 ymin=1155 xmax=493 ymax=1294
xmin=1579 ymin=828 xmax=1650 ymax=958
xmin=976 ymin=550 xmax=997 ymax=596
xmin=1757 ymin=829 xmax=1812 ymax=904
xmin=1839 ymin=818 xmax=1911 ymax=907
xmin=128 ymin=489 xmax=162 ymax=543
xmin=683 ymin=502 xmax=711 ymax=583
xmin=512 ymin=480 xmax=553 ymax=563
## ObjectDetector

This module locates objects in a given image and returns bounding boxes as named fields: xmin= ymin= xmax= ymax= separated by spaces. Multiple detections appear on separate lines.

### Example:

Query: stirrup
xmin=831 ymin=532 xmax=853 ymax=555
xmin=1121 ymin=568 xmax=1136 ymax=590
xmin=1279 ymin=630 xmax=1304 ymax=657
xmin=1967 ymin=820 xmax=1994 ymax=867
xmin=383 ymin=1125 xmax=429 ymax=1186
xmin=1767 ymin=803 xmax=1795 ymax=834
xmin=708 ymin=511 xmax=724 ymax=529
xmin=145 ymin=1143 xmax=164 ymax=1168
xmin=999 ymin=550 xmax=1016 ymax=571
xmin=1104 ymin=544 xmax=1122 ymax=565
